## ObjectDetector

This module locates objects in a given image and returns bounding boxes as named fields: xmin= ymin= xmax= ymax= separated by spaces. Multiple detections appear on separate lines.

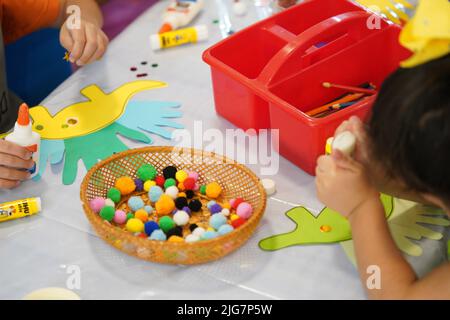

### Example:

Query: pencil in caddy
xmin=203 ymin=0 xmax=411 ymax=175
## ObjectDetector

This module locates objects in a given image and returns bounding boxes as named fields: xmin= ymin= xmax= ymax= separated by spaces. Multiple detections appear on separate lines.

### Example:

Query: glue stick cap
xmin=35 ymin=197 xmax=42 ymax=212
xmin=195 ymin=25 xmax=209 ymax=42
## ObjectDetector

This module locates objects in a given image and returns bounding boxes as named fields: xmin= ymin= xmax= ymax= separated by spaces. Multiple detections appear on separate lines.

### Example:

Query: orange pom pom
xmin=155 ymin=194 xmax=175 ymax=216
xmin=135 ymin=209 xmax=149 ymax=222
xmin=115 ymin=176 xmax=136 ymax=195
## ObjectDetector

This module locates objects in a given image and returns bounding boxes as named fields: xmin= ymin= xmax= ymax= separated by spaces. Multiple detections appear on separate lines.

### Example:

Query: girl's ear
xmin=422 ymin=193 xmax=449 ymax=213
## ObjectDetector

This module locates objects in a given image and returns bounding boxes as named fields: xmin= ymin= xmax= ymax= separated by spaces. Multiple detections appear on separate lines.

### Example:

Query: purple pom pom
xmin=134 ymin=179 xmax=144 ymax=192
xmin=210 ymin=203 xmax=222 ymax=214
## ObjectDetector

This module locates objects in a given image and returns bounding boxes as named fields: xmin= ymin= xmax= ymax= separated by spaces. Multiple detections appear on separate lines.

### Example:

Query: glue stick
xmin=325 ymin=131 xmax=356 ymax=156
xmin=159 ymin=0 xmax=205 ymax=33
xmin=0 ymin=197 xmax=41 ymax=223
xmin=150 ymin=25 xmax=208 ymax=50
xmin=5 ymin=103 xmax=41 ymax=179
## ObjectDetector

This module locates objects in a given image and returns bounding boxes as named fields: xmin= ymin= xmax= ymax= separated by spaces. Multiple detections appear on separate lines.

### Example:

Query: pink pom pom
xmin=236 ymin=202 xmax=253 ymax=219
xmin=90 ymin=197 xmax=105 ymax=213
xmin=114 ymin=210 xmax=127 ymax=224
xmin=188 ymin=171 xmax=199 ymax=181
xmin=194 ymin=183 xmax=200 ymax=191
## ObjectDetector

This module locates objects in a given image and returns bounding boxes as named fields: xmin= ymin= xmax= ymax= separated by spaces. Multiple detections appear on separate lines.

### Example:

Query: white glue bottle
xmin=5 ymin=103 xmax=41 ymax=179
xmin=159 ymin=0 xmax=205 ymax=33
xmin=325 ymin=131 xmax=356 ymax=156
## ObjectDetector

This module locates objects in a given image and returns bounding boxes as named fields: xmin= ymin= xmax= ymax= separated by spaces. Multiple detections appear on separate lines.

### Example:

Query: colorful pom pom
xmin=115 ymin=176 xmax=136 ymax=195
xmin=231 ymin=217 xmax=246 ymax=228
xmin=126 ymin=218 xmax=144 ymax=233
xmin=192 ymin=227 xmax=206 ymax=237
xmin=221 ymin=208 xmax=230 ymax=216
xmin=89 ymin=197 xmax=105 ymax=213
xmin=144 ymin=180 xmax=156 ymax=192
xmin=175 ymin=170 xmax=188 ymax=183
xmin=182 ymin=206 xmax=191 ymax=215
xmin=164 ymin=178 xmax=176 ymax=189
xmin=134 ymin=179 xmax=144 ymax=192
xmin=168 ymin=236 xmax=184 ymax=242
xmin=144 ymin=221 xmax=159 ymax=236
xmin=209 ymin=214 xmax=227 ymax=230
xmin=113 ymin=210 xmax=127 ymax=224
xmin=207 ymin=201 xmax=217 ymax=209
xmin=209 ymin=203 xmax=222 ymax=214
xmin=218 ymin=224 xmax=234 ymax=235
xmin=159 ymin=216 xmax=175 ymax=233
xmin=100 ymin=206 xmax=115 ymax=221
xmin=127 ymin=196 xmax=144 ymax=212
xmin=137 ymin=164 xmax=157 ymax=181
xmin=144 ymin=205 xmax=154 ymax=214
xmin=107 ymin=187 xmax=121 ymax=203
xmin=185 ymin=234 xmax=200 ymax=243
xmin=173 ymin=210 xmax=190 ymax=226
xmin=155 ymin=175 xmax=165 ymax=188
xmin=163 ymin=166 xmax=177 ymax=179
xmin=166 ymin=226 xmax=183 ymax=238
xmin=230 ymin=198 xmax=244 ymax=209
xmin=165 ymin=186 xmax=179 ymax=199
xmin=148 ymin=186 xmax=164 ymax=202
xmin=149 ymin=229 xmax=166 ymax=241
xmin=236 ymin=202 xmax=253 ymax=219
xmin=177 ymin=182 xmax=185 ymax=191
xmin=188 ymin=171 xmax=199 ymax=181
xmin=200 ymin=230 xmax=219 ymax=240
xmin=175 ymin=197 xmax=188 ymax=210
xmin=104 ymin=198 xmax=115 ymax=207
xmin=183 ymin=177 xmax=196 ymax=190
xmin=206 ymin=182 xmax=222 ymax=198
xmin=135 ymin=209 xmax=149 ymax=222
xmin=185 ymin=190 xmax=195 ymax=199
xmin=155 ymin=194 xmax=175 ymax=215
xmin=230 ymin=214 xmax=239 ymax=221
xmin=189 ymin=224 xmax=198 ymax=232
xmin=188 ymin=199 xmax=202 ymax=212
xmin=199 ymin=185 xmax=207 ymax=195
xmin=126 ymin=212 xmax=134 ymax=221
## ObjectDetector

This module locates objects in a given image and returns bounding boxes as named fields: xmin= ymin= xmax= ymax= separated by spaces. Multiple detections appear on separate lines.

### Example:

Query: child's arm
xmin=315 ymin=151 xmax=450 ymax=299
xmin=57 ymin=0 xmax=109 ymax=66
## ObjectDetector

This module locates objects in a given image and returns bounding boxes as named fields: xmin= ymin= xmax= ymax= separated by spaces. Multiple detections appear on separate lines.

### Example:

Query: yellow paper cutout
xmin=400 ymin=0 xmax=450 ymax=68
xmin=30 ymin=80 xmax=167 ymax=140
xmin=356 ymin=0 xmax=413 ymax=24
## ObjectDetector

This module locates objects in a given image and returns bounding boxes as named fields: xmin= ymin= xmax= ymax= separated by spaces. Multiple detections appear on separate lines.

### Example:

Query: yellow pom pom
xmin=230 ymin=214 xmax=239 ymax=221
xmin=115 ymin=176 xmax=136 ymax=195
xmin=207 ymin=227 xmax=215 ymax=232
xmin=155 ymin=194 xmax=175 ymax=216
xmin=178 ymin=192 xmax=187 ymax=198
xmin=177 ymin=182 xmax=186 ymax=191
xmin=144 ymin=180 xmax=156 ymax=192
xmin=168 ymin=236 xmax=184 ymax=242
xmin=206 ymin=182 xmax=222 ymax=199
xmin=222 ymin=202 xmax=231 ymax=209
xmin=135 ymin=209 xmax=149 ymax=222
xmin=175 ymin=170 xmax=188 ymax=183
xmin=126 ymin=218 xmax=144 ymax=233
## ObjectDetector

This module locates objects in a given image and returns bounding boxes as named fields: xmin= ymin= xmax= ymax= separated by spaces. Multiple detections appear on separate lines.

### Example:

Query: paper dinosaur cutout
xmin=30 ymin=80 xmax=167 ymax=140
xmin=31 ymin=81 xmax=184 ymax=185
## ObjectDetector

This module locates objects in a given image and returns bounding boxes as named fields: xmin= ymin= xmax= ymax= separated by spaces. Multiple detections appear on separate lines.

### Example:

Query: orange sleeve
xmin=1 ymin=0 xmax=61 ymax=44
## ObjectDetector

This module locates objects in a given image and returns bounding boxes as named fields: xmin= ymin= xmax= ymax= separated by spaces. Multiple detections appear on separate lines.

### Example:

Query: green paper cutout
xmin=259 ymin=194 xmax=394 ymax=251
xmin=62 ymin=122 xmax=150 ymax=185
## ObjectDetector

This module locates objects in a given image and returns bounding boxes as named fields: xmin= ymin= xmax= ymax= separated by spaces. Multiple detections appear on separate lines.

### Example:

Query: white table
xmin=0 ymin=0 xmax=444 ymax=300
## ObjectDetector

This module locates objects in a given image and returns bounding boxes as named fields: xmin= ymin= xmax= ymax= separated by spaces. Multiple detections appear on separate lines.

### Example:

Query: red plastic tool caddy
xmin=203 ymin=0 xmax=411 ymax=175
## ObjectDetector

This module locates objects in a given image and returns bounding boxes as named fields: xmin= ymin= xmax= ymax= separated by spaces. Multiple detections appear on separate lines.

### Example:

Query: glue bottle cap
xmin=194 ymin=25 xmax=209 ymax=42
xmin=18 ymin=103 xmax=30 ymax=126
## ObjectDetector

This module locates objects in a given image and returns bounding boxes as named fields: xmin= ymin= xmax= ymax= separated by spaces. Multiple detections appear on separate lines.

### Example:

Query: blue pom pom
xmin=144 ymin=205 xmax=154 ymax=214
xmin=209 ymin=203 xmax=222 ymax=214
xmin=149 ymin=229 xmax=166 ymax=241
xmin=209 ymin=214 xmax=227 ymax=230
xmin=128 ymin=196 xmax=144 ymax=212
xmin=145 ymin=221 xmax=160 ymax=236
xmin=218 ymin=224 xmax=234 ymax=235
xmin=200 ymin=230 xmax=219 ymax=240
xmin=134 ymin=179 xmax=144 ymax=192
xmin=182 ymin=206 xmax=191 ymax=215
xmin=148 ymin=186 xmax=164 ymax=202
xmin=207 ymin=200 xmax=217 ymax=210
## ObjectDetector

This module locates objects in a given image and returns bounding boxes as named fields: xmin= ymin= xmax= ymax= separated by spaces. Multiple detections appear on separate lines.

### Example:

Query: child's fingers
xmin=90 ymin=32 xmax=108 ymax=62
xmin=77 ymin=24 xmax=98 ymax=65
xmin=0 ymin=154 xmax=34 ymax=169
xmin=0 ymin=179 xmax=20 ymax=189
xmin=0 ymin=167 xmax=30 ymax=181
xmin=0 ymin=140 xmax=32 ymax=160
xmin=59 ymin=27 xmax=74 ymax=53
xmin=69 ymin=29 xmax=86 ymax=64
xmin=316 ymin=155 xmax=334 ymax=173
xmin=332 ymin=149 xmax=359 ymax=171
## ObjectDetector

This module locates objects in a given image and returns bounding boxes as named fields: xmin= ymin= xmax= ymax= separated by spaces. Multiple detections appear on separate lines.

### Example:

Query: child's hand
xmin=334 ymin=116 xmax=370 ymax=165
xmin=0 ymin=140 xmax=34 ymax=189
xmin=315 ymin=150 xmax=379 ymax=218
xmin=60 ymin=19 xmax=109 ymax=66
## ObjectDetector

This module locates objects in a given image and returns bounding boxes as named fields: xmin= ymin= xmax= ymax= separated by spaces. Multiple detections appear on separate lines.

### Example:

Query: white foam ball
xmin=165 ymin=186 xmax=179 ymax=199
xmin=104 ymin=198 xmax=115 ymax=207
xmin=173 ymin=210 xmax=190 ymax=226
xmin=221 ymin=208 xmax=230 ymax=216
xmin=185 ymin=234 xmax=200 ymax=243
xmin=192 ymin=227 xmax=206 ymax=237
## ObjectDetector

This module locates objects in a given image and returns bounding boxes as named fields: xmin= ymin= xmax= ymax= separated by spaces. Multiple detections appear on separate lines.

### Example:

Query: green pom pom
xmin=164 ymin=178 xmax=176 ymax=189
xmin=100 ymin=206 xmax=115 ymax=221
xmin=126 ymin=213 xmax=134 ymax=221
xmin=137 ymin=164 xmax=157 ymax=181
xmin=107 ymin=187 xmax=121 ymax=203
xmin=200 ymin=185 xmax=207 ymax=195
xmin=159 ymin=216 xmax=175 ymax=233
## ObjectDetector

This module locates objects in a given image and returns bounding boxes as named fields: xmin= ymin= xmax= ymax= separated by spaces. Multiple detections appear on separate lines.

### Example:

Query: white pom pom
xmin=173 ymin=210 xmax=190 ymax=226
xmin=165 ymin=186 xmax=179 ymax=199
xmin=260 ymin=178 xmax=276 ymax=196
xmin=192 ymin=227 xmax=206 ymax=237
xmin=104 ymin=198 xmax=115 ymax=207
xmin=233 ymin=1 xmax=248 ymax=16
xmin=185 ymin=234 xmax=200 ymax=243
xmin=221 ymin=208 xmax=230 ymax=216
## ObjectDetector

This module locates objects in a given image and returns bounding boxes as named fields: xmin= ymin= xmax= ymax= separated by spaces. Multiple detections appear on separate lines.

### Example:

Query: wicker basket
xmin=80 ymin=146 xmax=267 ymax=265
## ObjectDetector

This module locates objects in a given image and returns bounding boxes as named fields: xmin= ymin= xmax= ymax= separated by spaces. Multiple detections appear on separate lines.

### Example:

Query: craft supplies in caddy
xmin=203 ymin=0 xmax=411 ymax=175
xmin=151 ymin=25 xmax=208 ymax=50
xmin=0 ymin=197 xmax=41 ymax=223
xmin=80 ymin=146 xmax=266 ymax=265
xmin=5 ymin=103 xmax=41 ymax=178
xmin=159 ymin=0 xmax=205 ymax=33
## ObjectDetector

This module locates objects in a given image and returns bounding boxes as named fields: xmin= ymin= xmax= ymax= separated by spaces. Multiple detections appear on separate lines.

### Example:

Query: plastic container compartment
xmin=203 ymin=0 xmax=411 ymax=175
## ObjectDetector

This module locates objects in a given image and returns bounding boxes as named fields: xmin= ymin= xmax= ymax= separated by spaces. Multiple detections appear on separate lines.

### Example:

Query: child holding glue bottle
xmin=315 ymin=0 xmax=450 ymax=299
xmin=0 ymin=0 xmax=108 ymax=190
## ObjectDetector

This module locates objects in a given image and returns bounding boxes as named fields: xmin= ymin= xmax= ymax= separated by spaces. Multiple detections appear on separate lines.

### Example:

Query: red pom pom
xmin=232 ymin=198 xmax=244 ymax=209
xmin=155 ymin=176 xmax=165 ymax=188
xmin=183 ymin=177 xmax=196 ymax=190
xmin=231 ymin=217 xmax=246 ymax=228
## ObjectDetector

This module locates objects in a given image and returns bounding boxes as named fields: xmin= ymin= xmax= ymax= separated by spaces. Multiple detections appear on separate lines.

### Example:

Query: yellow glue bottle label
xmin=160 ymin=27 xmax=198 ymax=48
xmin=0 ymin=197 xmax=41 ymax=222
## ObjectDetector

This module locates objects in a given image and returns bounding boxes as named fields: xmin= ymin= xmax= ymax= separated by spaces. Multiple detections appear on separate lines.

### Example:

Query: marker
xmin=323 ymin=82 xmax=377 ymax=95
xmin=159 ymin=0 xmax=205 ymax=33
xmin=306 ymin=93 xmax=364 ymax=117
xmin=0 ymin=197 xmax=42 ymax=223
